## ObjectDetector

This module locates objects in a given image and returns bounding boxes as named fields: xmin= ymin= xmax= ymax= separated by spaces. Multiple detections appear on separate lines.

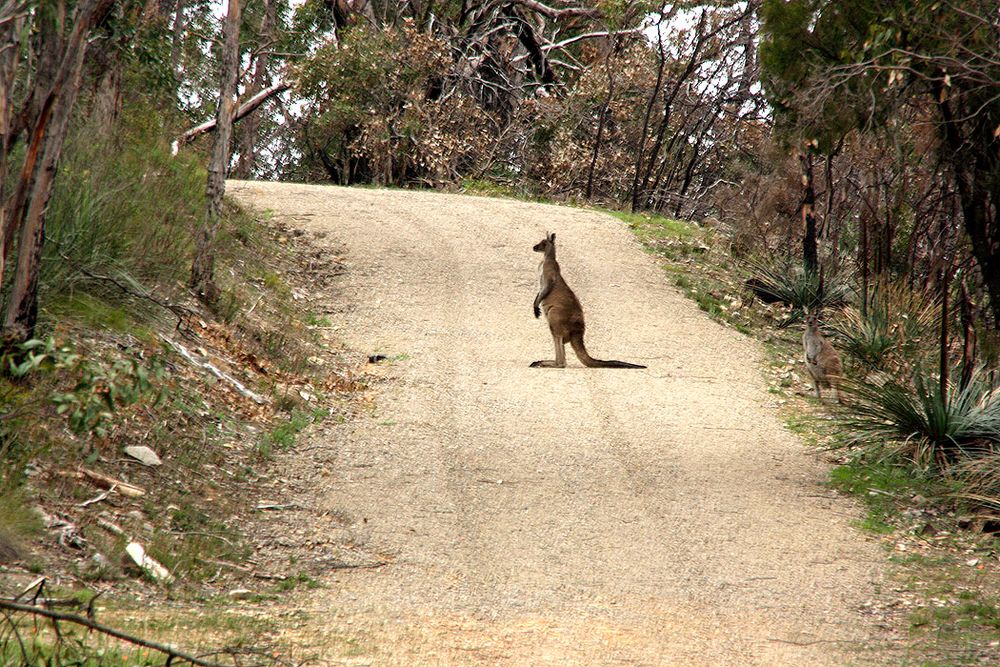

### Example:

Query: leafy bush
xmin=52 ymin=355 xmax=164 ymax=438
xmin=840 ymin=367 xmax=1000 ymax=467
xmin=293 ymin=20 xmax=490 ymax=186
xmin=1 ymin=336 xmax=79 ymax=378
xmin=1 ymin=337 xmax=163 ymax=438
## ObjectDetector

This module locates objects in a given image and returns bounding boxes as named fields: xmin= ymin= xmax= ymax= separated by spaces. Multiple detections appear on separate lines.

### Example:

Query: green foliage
xmin=759 ymin=0 xmax=900 ymax=149
xmin=830 ymin=459 xmax=937 ymax=534
xmin=840 ymin=367 xmax=1000 ymax=467
xmin=745 ymin=260 xmax=852 ymax=321
xmin=292 ymin=21 xmax=489 ymax=185
xmin=48 ymin=294 xmax=137 ymax=333
xmin=1 ymin=336 xmax=79 ymax=378
xmin=612 ymin=210 xmax=701 ymax=241
xmin=257 ymin=408 xmax=326 ymax=458
xmin=830 ymin=283 xmax=939 ymax=374
xmin=51 ymin=355 xmax=163 ymax=438
xmin=42 ymin=115 xmax=203 ymax=314
xmin=304 ymin=312 xmax=332 ymax=327
xmin=1 ymin=337 xmax=163 ymax=439
xmin=275 ymin=572 xmax=321 ymax=592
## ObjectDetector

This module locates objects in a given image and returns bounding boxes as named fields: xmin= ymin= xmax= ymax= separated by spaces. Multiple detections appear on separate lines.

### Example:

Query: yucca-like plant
xmin=831 ymin=305 xmax=896 ymax=371
xmin=841 ymin=367 xmax=1000 ymax=468
xmin=830 ymin=282 xmax=939 ymax=375
xmin=744 ymin=260 xmax=852 ymax=322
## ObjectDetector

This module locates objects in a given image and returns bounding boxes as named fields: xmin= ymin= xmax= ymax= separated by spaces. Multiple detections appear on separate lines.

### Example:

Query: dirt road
xmin=230 ymin=181 xmax=887 ymax=666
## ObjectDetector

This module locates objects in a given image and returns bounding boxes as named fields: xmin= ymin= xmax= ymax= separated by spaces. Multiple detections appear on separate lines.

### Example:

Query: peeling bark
xmin=2 ymin=0 xmax=119 ymax=341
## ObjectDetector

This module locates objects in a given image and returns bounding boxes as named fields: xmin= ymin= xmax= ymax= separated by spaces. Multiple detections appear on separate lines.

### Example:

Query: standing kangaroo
xmin=530 ymin=232 xmax=645 ymax=369
xmin=803 ymin=312 xmax=842 ymax=402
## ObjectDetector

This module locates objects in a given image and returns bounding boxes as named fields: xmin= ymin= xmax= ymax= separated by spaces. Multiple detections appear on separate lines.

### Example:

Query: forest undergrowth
xmin=0 ymin=119 xmax=365 ymax=665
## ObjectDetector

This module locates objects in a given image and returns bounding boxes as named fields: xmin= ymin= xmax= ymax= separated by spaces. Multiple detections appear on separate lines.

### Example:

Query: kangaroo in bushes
xmin=530 ymin=232 xmax=645 ymax=369
xmin=803 ymin=311 xmax=842 ymax=403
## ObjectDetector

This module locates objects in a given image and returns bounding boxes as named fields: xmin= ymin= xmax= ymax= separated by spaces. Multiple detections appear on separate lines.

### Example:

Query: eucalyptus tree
xmin=0 ymin=0 xmax=120 ymax=342
xmin=760 ymin=0 xmax=1000 ymax=324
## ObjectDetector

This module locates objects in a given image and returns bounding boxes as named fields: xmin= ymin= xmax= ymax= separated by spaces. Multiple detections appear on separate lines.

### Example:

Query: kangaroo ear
xmin=549 ymin=232 xmax=556 ymax=242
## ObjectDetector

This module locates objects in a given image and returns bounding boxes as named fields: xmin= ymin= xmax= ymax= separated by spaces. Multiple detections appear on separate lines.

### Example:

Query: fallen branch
xmin=174 ymin=80 xmax=291 ymax=153
xmin=14 ymin=576 xmax=46 ymax=602
xmin=77 ymin=488 xmax=113 ymax=507
xmin=60 ymin=468 xmax=145 ymax=497
xmin=125 ymin=542 xmax=175 ymax=584
xmin=160 ymin=335 xmax=268 ymax=405
xmin=327 ymin=561 xmax=389 ymax=570
xmin=254 ymin=502 xmax=305 ymax=511
xmin=526 ymin=27 xmax=647 ymax=57
xmin=96 ymin=516 xmax=126 ymax=536
xmin=57 ymin=251 xmax=192 ymax=330
xmin=199 ymin=557 xmax=252 ymax=572
xmin=767 ymin=637 xmax=857 ymax=646
xmin=0 ymin=600 xmax=227 ymax=667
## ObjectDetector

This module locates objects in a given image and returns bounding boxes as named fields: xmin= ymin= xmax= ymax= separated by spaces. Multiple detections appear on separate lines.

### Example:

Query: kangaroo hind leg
xmin=530 ymin=334 xmax=566 ymax=368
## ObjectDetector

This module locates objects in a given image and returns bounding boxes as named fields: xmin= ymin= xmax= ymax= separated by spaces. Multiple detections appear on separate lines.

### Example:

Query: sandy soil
xmin=229 ymin=180 xmax=890 ymax=666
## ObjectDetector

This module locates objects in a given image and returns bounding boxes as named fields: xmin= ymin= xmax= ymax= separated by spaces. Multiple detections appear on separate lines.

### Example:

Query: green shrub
xmin=41 ymin=116 xmax=204 ymax=318
xmin=830 ymin=282 xmax=939 ymax=375
xmin=745 ymin=259 xmax=852 ymax=321
xmin=840 ymin=367 xmax=1000 ymax=467
xmin=1 ymin=337 xmax=163 ymax=438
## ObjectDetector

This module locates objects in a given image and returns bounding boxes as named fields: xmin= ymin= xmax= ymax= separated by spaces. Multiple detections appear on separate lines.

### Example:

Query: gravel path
xmin=230 ymin=181 xmax=888 ymax=666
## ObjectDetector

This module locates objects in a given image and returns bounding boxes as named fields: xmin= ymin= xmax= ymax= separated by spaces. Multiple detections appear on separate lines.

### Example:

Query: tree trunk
xmin=638 ymin=12 xmax=708 ymax=210
xmin=189 ymin=0 xmax=242 ymax=303
xmin=233 ymin=0 xmax=276 ymax=179
xmin=171 ymin=0 xmax=185 ymax=79
xmin=90 ymin=57 xmax=123 ymax=134
xmin=585 ymin=41 xmax=614 ymax=200
xmin=629 ymin=29 xmax=665 ymax=212
xmin=859 ymin=191 xmax=869 ymax=317
xmin=936 ymin=91 xmax=1000 ymax=327
xmin=0 ymin=11 xmax=24 ymax=285
xmin=2 ymin=0 xmax=118 ymax=342
xmin=799 ymin=147 xmax=818 ymax=274
xmin=959 ymin=280 xmax=976 ymax=390
xmin=939 ymin=265 xmax=950 ymax=402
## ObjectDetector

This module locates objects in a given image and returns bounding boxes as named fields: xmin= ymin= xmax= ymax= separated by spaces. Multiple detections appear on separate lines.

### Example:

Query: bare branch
xmin=511 ymin=0 xmax=600 ymax=20
xmin=510 ymin=27 xmax=646 ymax=65
xmin=0 ymin=600 xmax=228 ymax=667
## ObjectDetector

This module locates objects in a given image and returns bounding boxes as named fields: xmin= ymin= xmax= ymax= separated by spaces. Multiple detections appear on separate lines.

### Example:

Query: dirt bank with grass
xmin=231 ymin=180 xmax=891 ymax=666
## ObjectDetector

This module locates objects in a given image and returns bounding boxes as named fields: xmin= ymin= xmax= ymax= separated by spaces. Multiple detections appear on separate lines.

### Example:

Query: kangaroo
xmin=803 ymin=312 xmax=843 ymax=403
xmin=530 ymin=232 xmax=645 ymax=369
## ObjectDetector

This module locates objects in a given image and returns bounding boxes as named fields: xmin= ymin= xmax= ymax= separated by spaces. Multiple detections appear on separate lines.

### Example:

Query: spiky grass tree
xmin=744 ymin=260 xmax=852 ymax=322
xmin=841 ymin=368 xmax=1000 ymax=468
xmin=830 ymin=282 xmax=939 ymax=376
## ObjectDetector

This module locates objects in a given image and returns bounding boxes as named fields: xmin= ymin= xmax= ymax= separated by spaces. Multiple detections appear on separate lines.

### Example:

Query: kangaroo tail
xmin=569 ymin=333 xmax=646 ymax=369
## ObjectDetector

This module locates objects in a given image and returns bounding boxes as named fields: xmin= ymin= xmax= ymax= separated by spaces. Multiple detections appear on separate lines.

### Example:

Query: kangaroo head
xmin=533 ymin=232 xmax=556 ymax=254
xmin=804 ymin=311 xmax=820 ymax=330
